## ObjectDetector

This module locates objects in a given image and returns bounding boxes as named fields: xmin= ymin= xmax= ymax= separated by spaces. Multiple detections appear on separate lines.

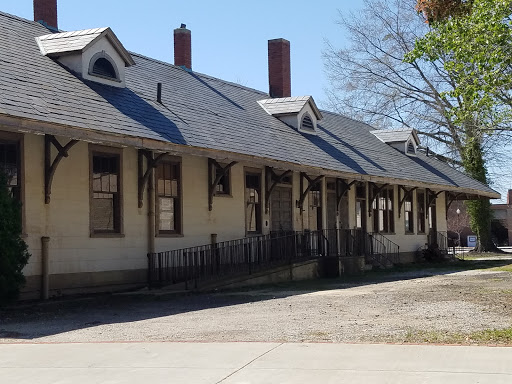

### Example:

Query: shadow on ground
xmin=0 ymin=258 xmax=510 ymax=341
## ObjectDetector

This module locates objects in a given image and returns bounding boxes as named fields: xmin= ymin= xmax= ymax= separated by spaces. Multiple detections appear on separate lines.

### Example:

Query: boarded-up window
xmin=91 ymin=153 xmax=121 ymax=233
xmin=245 ymin=173 xmax=261 ymax=233
xmin=156 ymin=161 xmax=181 ymax=234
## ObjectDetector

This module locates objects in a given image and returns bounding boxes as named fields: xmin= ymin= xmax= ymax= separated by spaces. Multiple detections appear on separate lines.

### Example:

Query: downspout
xmin=148 ymin=156 xmax=156 ymax=255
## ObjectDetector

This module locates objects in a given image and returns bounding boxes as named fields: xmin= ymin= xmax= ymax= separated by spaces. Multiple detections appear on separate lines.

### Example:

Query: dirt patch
xmin=1 ymin=262 xmax=512 ymax=345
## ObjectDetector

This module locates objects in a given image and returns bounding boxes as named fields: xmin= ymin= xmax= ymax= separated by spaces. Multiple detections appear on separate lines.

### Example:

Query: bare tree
xmin=323 ymin=0 xmax=511 ymax=165
xmin=446 ymin=201 xmax=471 ymax=246
xmin=323 ymin=0 xmax=512 ymax=251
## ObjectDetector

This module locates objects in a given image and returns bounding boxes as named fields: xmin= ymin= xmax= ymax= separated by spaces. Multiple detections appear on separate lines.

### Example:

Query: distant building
xmin=446 ymin=191 xmax=512 ymax=246
xmin=490 ymin=190 xmax=512 ymax=246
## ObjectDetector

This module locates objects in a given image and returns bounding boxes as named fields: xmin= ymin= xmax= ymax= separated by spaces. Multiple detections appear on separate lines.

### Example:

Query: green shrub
xmin=0 ymin=171 xmax=30 ymax=304
xmin=421 ymin=244 xmax=446 ymax=263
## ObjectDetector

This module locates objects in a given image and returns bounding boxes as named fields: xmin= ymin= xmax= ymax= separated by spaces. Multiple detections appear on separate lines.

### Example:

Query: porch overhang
xmin=0 ymin=113 xmax=500 ymax=201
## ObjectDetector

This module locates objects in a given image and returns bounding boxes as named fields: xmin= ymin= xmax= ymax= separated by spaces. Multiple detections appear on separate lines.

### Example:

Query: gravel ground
xmin=1 ymin=264 xmax=512 ymax=344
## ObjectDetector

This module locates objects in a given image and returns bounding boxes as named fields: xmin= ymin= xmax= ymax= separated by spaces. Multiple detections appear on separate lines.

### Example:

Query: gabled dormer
xmin=371 ymin=128 xmax=420 ymax=156
xmin=36 ymin=27 xmax=135 ymax=88
xmin=258 ymin=96 xmax=323 ymax=135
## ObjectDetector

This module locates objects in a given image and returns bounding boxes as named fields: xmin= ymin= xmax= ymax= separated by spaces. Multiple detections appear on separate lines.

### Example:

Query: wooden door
xmin=271 ymin=186 xmax=293 ymax=232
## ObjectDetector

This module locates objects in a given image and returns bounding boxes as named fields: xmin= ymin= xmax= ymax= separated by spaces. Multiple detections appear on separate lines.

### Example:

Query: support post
xmin=368 ymin=182 xmax=389 ymax=217
xmin=208 ymin=159 xmax=237 ymax=211
xmin=138 ymin=150 xmax=169 ymax=208
xmin=426 ymin=189 xmax=444 ymax=218
xmin=398 ymin=186 xmax=417 ymax=218
xmin=41 ymin=236 xmax=50 ymax=300
xmin=44 ymin=135 xmax=78 ymax=204
xmin=336 ymin=178 xmax=356 ymax=214
xmin=296 ymin=172 xmax=324 ymax=213
xmin=265 ymin=167 xmax=293 ymax=213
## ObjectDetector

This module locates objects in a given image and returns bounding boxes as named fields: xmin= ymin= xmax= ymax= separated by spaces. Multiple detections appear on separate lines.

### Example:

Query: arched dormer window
xmin=406 ymin=139 xmax=416 ymax=155
xmin=301 ymin=113 xmax=315 ymax=131
xmin=88 ymin=52 xmax=120 ymax=82
xmin=92 ymin=58 xmax=116 ymax=78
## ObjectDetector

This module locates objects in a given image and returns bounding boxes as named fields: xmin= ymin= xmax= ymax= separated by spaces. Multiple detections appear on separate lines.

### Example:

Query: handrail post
xmin=184 ymin=252 xmax=188 ymax=290
xmin=147 ymin=253 xmax=152 ymax=289
xmin=194 ymin=251 xmax=199 ymax=289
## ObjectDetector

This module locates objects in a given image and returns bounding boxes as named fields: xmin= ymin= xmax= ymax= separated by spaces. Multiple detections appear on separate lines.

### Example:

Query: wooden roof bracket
xmin=368 ymin=182 xmax=389 ymax=217
xmin=336 ymin=179 xmax=356 ymax=213
xmin=398 ymin=186 xmax=417 ymax=218
xmin=265 ymin=167 xmax=293 ymax=213
xmin=45 ymin=134 xmax=78 ymax=204
xmin=297 ymin=172 xmax=324 ymax=214
xmin=445 ymin=192 xmax=463 ymax=219
xmin=208 ymin=158 xmax=237 ymax=211
xmin=426 ymin=188 xmax=444 ymax=218
xmin=137 ymin=150 xmax=169 ymax=208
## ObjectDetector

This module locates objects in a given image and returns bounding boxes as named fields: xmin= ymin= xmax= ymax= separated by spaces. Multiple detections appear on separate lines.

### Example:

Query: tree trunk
xmin=461 ymin=138 xmax=499 ymax=252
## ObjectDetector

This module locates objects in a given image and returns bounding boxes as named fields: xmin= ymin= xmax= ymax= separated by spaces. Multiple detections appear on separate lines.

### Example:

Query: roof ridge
xmin=38 ymin=27 xmax=109 ymax=40
xmin=0 ymin=10 xmax=51 ymax=30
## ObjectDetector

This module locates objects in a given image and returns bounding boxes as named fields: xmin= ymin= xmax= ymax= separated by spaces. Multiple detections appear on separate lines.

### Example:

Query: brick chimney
xmin=174 ymin=24 xmax=192 ymax=70
xmin=507 ymin=189 xmax=512 ymax=205
xmin=34 ymin=0 xmax=58 ymax=30
xmin=268 ymin=38 xmax=291 ymax=98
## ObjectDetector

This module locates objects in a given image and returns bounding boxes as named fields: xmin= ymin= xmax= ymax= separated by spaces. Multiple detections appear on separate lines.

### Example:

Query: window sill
xmin=90 ymin=232 xmax=125 ymax=239
xmin=215 ymin=193 xmax=233 ymax=198
xmin=405 ymin=232 xmax=415 ymax=235
xmin=156 ymin=233 xmax=184 ymax=238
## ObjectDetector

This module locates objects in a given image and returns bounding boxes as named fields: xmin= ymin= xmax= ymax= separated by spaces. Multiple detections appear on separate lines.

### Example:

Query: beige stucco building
xmin=0 ymin=2 xmax=500 ymax=299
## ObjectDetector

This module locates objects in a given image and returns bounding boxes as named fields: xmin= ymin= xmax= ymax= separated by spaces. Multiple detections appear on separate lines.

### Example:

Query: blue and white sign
xmin=467 ymin=235 xmax=478 ymax=247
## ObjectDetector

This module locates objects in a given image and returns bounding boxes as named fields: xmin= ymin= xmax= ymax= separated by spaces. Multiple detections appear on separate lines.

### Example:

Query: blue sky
xmin=2 ymin=0 xmax=364 ymax=107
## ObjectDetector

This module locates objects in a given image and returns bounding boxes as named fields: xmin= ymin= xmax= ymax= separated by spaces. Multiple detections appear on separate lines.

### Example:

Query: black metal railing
xmin=323 ymin=229 xmax=368 ymax=257
xmin=324 ymin=228 xmax=399 ymax=266
xmin=148 ymin=228 xmax=401 ymax=288
xmin=147 ymin=230 xmax=329 ymax=289
xmin=428 ymin=230 xmax=449 ymax=252
xmin=368 ymin=232 xmax=400 ymax=265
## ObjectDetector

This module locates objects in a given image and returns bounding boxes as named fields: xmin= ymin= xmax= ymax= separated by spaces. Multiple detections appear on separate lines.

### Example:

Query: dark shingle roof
xmin=0 ymin=11 xmax=498 ymax=198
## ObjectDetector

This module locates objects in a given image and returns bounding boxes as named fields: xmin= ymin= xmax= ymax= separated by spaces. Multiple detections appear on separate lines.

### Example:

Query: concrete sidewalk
xmin=1 ymin=342 xmax=512 ymax=383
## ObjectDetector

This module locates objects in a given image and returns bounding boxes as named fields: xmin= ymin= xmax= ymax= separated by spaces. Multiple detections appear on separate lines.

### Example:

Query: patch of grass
xmin=404 ymin=330 xmax=466 ymax=344
xmin=307 ymin=330 xmax=330 ymax=339
xmin=472 ymin=328 xmax=512 ymax=344
xmin=490 ymin=264 xmax=512 ymax=272
xmin=463 ymin=252 xmax=512 ymax=260
xmin=404 ymin=327 xmax=512 ymax=345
